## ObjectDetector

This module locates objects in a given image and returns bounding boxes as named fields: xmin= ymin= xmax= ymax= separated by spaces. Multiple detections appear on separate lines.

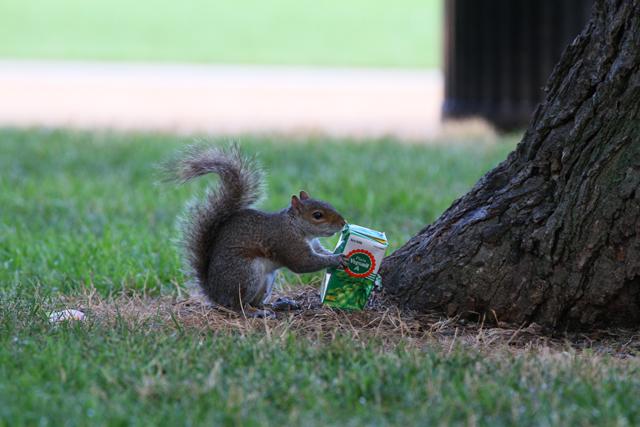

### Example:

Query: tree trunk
xmin=380 ymin=0 xmax=640 ymax=330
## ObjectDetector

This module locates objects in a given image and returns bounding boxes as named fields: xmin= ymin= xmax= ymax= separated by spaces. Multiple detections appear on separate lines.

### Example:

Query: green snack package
xmin=321 ymin=224 xmax=388 ymax=310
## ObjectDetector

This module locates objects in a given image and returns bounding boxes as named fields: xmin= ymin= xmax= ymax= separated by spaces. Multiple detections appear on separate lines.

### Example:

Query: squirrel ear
xmin=299 ymin=190 xmax=310 ymax=200
xmin=291 ymin=195 xmax=302 ymax=211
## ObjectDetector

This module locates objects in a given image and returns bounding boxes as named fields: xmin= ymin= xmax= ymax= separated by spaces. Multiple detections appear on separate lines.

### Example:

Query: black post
xmin=443 ymin=0 xmax=593 ymax=130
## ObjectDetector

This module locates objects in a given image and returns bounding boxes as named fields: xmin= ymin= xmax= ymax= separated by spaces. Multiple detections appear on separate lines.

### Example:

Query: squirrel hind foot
xmin=269 ymin=297 xmax=302 ymax=312
xmin=244 ymin=308 xmax=277 ymax=319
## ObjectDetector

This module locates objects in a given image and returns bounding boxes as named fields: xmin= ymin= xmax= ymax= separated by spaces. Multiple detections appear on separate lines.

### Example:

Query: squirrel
xmin=167 ymin=144 xmax=347 ymax=317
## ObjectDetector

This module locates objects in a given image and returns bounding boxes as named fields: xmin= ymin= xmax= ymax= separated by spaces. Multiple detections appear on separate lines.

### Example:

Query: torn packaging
xmin=321 ymin=224 xmax=388 ymax=310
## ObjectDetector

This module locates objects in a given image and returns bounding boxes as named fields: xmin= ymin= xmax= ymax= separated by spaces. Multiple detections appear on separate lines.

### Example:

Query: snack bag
xmin=321 ymin=224 xmax=388 ymax=310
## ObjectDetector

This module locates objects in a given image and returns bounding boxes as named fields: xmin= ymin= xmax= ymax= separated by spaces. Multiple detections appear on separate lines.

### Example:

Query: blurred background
xmin=0 ymin=0 xmax=593 ymax=139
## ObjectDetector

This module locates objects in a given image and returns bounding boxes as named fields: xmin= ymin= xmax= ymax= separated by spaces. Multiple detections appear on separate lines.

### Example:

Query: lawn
xmin=2 ymin=129 xmax=640 ymax=426
xmin=0 ymin=0 xmax=441 ymax=68
xmin=0 ymin=129 xmax=512 ymax=294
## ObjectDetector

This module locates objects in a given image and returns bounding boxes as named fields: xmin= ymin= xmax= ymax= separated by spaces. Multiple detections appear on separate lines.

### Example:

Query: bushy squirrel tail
xmin=167 ymin=144 xmax=264 ymax=288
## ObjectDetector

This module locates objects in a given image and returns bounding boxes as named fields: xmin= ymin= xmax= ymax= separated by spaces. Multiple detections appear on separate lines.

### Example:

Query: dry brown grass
xmin=61 ymin=285 xmax=640 ymax=357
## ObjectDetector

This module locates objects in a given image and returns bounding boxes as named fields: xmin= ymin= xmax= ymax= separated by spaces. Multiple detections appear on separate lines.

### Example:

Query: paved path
xmin=0 ymin=61 xmax=443 ymax=140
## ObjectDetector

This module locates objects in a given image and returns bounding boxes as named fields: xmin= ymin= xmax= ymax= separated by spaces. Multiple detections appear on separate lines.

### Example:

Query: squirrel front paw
xmin=332 ymin=254 xmax=348 ymax=269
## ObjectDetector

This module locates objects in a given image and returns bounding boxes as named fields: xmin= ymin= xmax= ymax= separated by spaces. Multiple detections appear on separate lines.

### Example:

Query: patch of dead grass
xmin=61 ymin=285 xmax=640 ymax=357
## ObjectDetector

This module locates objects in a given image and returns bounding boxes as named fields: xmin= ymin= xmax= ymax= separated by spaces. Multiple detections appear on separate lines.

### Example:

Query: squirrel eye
xmin=312 ymin=211 xmax=324 ymax=220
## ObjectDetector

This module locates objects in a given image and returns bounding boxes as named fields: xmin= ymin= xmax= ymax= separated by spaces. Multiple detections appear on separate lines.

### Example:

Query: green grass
xmin=3 ymin=299 xmax=640 ymax=426
xmin=0 ymin=128 xmax=514 ymax=295
xmin=0 ymin=0 xmax=441 ymax=68
xmin=3 ymin=129 xmax=639 ymax=426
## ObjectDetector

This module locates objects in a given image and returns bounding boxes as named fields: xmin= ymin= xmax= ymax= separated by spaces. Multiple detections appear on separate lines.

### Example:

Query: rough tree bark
xmin=380 ymin=0 xmax=640 ymax=330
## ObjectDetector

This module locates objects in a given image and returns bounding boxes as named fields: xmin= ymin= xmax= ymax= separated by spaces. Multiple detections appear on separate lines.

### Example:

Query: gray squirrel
xmin=168 ymin=144 xmax=347 ymax=317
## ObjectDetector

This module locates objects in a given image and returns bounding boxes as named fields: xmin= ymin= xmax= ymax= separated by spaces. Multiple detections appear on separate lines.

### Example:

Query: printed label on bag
xmin=320 ymin=224 xmax=388 ymax=310
xmin=345 ymin=249 xmax=376 ymax=278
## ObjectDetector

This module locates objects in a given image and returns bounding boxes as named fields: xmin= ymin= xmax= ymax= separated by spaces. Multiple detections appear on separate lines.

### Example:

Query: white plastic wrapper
xmin=49 ymin=309 xmax=85 ymax=323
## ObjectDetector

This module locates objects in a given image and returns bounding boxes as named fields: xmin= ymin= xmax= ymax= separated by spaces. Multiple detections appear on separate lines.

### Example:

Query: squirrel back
xmin=168 ymin=144 xmax=264 ymax=289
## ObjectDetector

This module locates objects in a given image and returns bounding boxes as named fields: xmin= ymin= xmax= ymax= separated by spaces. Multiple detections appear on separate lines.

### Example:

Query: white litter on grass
xmin=49 ymin=309 xmax=85 ymax=323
